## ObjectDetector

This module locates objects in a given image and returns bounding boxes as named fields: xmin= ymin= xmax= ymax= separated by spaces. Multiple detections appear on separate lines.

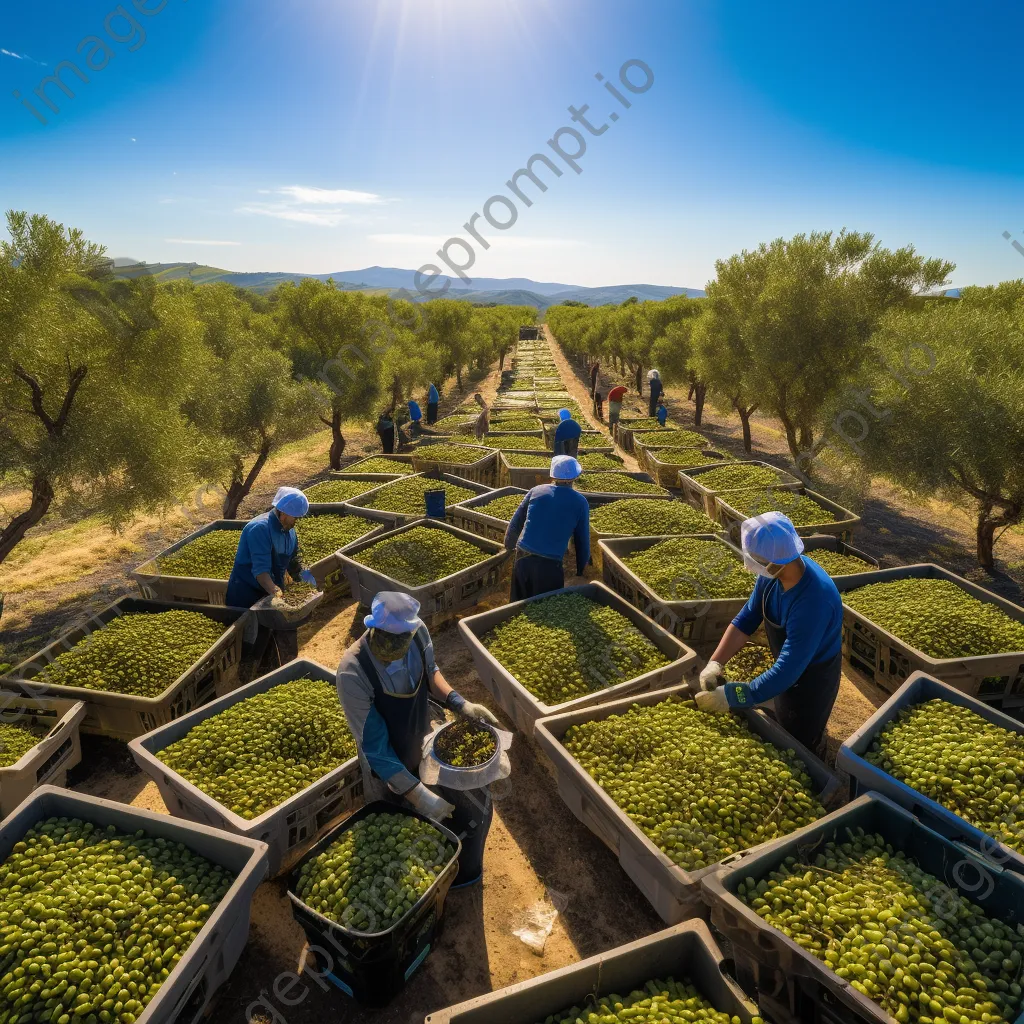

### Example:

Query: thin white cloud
xmin=238 ymin=204 xmax=350 ymax=227
xmin=278 ymin=185 xmax=385 ymax=205
xmin=165 ymin=238 xmax=242 ymax=246
xmin=236 ymin=185 xmax=389 ymax=229
xmin=369 ymin=233 xmax=580 ymax=249
xmin=1 ymin=48 xmax=46 ymax=65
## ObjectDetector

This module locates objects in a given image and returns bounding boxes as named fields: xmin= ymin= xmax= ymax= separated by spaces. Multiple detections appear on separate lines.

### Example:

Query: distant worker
xmin=426 ymin=383 xmax=440 ymax=425
xmin=607 ymin=384 xmax=628 ymax=435
xmin=375 ymin=408 xmax=396 ymax=453
xmin=647 ymin=369 xmax=663 ymax=417
xmin=407 ymin=398 xmax=424 ymax=437
xmin=336 ymin=592 xmax=498 ymax=821
xmin=695 ymin=513 xmax=843 ymax=754
xmin=552 ymin=408 xmax=582 ymax=457
xmin=472 ymin=392 xmax=490 ymax=441
xmin=226 ymin=486 xmax=318 ymax=670
xmin=593 ymin=390 xmax=604 ymax=423
xmin=504 ymin=456 xmax=590 ymax=601
xmin=656 ymin=397 xmax=669 ymax=427
xmin=589 ymin=360 xmax=600 ymax=397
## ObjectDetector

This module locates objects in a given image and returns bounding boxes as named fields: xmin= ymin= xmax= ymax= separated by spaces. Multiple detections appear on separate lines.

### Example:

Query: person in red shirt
xmin=606 ymin=385 xmax=628 ymax=434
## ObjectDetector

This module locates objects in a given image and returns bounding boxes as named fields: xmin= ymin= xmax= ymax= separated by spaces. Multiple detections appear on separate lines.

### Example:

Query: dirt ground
xmin=2 ymin=324 xmax=1018 ymax=1022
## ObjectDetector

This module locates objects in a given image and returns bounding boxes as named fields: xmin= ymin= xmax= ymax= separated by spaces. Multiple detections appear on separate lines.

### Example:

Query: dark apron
xmin=761 ymin=577 xmax=842 ymax=754
xmin=511 ymin=552 xmax=564 ymax=602
xmin=355 ymin=632 xmax=431 ymax=778
xmin=377 ymin=423 xmax=396 ymax=453
xmin=427 ymin=401 xmax=438 ymax=424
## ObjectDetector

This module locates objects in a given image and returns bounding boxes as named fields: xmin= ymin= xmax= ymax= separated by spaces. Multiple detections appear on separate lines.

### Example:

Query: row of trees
xmin=549 ymin=231 xmax=1024 ymax=569
xmin=0 ymin=212 xmax=533 ymax=565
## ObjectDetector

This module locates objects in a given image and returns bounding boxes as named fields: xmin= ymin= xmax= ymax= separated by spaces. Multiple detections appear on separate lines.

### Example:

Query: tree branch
xmin=53 ymin=365 xmax=87 ymax=435
xmin=11 ymin=364 xmax=55 ymax=436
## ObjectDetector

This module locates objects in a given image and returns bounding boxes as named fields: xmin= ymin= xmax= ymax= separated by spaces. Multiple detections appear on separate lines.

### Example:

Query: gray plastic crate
xmin=129 ymin=658 xmax=361 ymax=878
xmin=638 ymin=446 xmax=730 ymax=488
xmin=445 ymin=486 xmax=526 ymax=543
xmin=305 ymin=474 xmax=402 ymax=508
xmin=131 ymin=520 xmax=245 ymax=605
xmin=633 ymin=428 xmax=709 ymax=457
xmin=346 ymin=472 xmax=494 ymax=526
xmin=599 ymin=534 xmax=751 ymax=650
xmin=335 ymin=453 xmax=415 ymax=477
xmin=0 ymin=785 xmax=268 ymax=1024
xmin=614 ymin=421 xmax=678 ymax=452
xmin=0 ymin=690 xmax=86 ymax=818
xmin=336 ymin=519 xmax=513 ymax=627
xmin=458 ymin=581 xmax=699 ymax=737
xmin=800 ymin=534 xmax=880 ymax=581
xmin=701 ymin=792 xmax=1024 ymax=1024
xmin=301 ymin=507 xmax=397 ymax=599
xmin=4 ymin=598 xmax=250 ymax=741
xmin=716 ymin=486 xmax=862 ymax=543
xmin=678 ymin=461 xmax=802 ymax=518
xmin=837 ymin=670 xmax=1024 ymax=874
xmin=410 ymin=439 xmax=499 ymax=486
xmin=835 ymin=563 xmax=1024 ymax=703
xmin=585 ymin=493 xmax=680 ymax=573
xmin=423 ymin=920 xmax=762 ymax=1024
xmin=576 ymin=471 xmax=669 ymax=500
xmin=534 ymin=682 xmax=840 ymax=923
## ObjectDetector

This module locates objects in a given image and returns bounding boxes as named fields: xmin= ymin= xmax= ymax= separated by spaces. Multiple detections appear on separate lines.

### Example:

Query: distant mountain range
xmin=110 ymin=261 xmax=705 ymax=308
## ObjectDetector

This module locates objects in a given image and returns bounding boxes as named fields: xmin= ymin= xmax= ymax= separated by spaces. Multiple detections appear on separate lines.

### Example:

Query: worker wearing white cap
xmin=695 ymin=512 xmax=843 ymax=754
xmin=336 ymin=591 xmax=498 ymax=822
xmin=646 ymin=368 xmax=663 ymax=416
xmin=504 ymin=455 xmax=591 ymax=601
xmin=226 ymin=486 xmax=318 ymax=668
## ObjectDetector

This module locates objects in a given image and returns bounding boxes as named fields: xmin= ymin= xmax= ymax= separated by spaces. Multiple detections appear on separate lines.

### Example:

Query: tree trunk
xmin=734 ymin=401 xmax=757 ymax=452
xmin=329 ymin=409 xmax=346 ymax=470
xmin=0 ymin=475 xmax=53 ymax=565
xmin=391 ymin=375 xmax=403 ymax=411
xmin=799 ymin=425 xmax=814 ymax=451
xmin=693 ymin=382 xmax=707 ymax=427
xmin=778 ymin=411 xmax=801 ymax=464
xmin=456 ymin=364 xmax=464 ymax=389
xmin=499 ymin=347 xmax=507 ymax=370
xmin=634 ymin=364 xmax=643 ymax=395
xmin=222 ymin=441 xmax=272 ymax=519
xmin=975 ymin=499 xmax=1022 ymax=569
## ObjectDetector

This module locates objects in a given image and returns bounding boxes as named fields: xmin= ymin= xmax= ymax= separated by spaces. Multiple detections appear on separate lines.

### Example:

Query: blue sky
xmin=1 ymin=0 xmax=1022 ymax=289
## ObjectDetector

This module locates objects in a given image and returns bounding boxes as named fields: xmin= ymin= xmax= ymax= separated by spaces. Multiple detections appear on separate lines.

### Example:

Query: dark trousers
xmin=774 ymin=651 xmax=842 ymax=756
xmin=378 ymin=427 xmax=395 ymax=454
xmin=427 ymin=402 xmax=438 ymax=424
xmin=554 ymin=437 xmax=580 ymax=458
xmin=510 ymin=553 xmax=565 ymax=602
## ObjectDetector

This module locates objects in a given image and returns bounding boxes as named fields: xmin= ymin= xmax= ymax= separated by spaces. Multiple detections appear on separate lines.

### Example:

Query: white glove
xmin=270 ymin=595 xmax=287 ymax=610
xmin=699 ymin=660 xmax=724 ymax=692
xmin=459 ymin=701 xmax=499 ymax=726
xmin=695 ymin=688 xmax=730 ymax=714
xmin=404 ymin=782 xmax=455 ymax=821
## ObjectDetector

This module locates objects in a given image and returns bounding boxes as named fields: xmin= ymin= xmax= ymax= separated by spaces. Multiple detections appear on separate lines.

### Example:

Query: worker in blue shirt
xmin=504 ymin=455 xmax=590 ymax=601
xmin=695 ymin=512 xmax=843 ymax=753
xmin=407 ymin=398 xmax=424 ymax=437
xmin=226 ymin=486 xmax=319 ymax=670
xmin=426 ymin=383 xmax=440 ymax=425
xmin=336 ymin=592 xmax=498 ymax=824
xmin=552 ymin=408 xmax=582 ymax=457
xmin=656 ymin=398 xmax=669 ymax=427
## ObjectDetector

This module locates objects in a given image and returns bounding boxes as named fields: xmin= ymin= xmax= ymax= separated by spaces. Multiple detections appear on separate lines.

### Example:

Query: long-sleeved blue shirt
xmin=504 ymin=483 xmax=590 ymax=574
xmin=335 ymin=625 xmax=437 ymax=794
xmin=408 ymin=399 xmax=422 ymax=422
xmin=553 ymin=418 xmax=582 ymax=448
xmin=225 ymin=512 xmax=301 ymax=606
xmin=427 ymin=384 xmax=439 ymax=403
xmin=724 ymin=557 xmax=842 ymax=707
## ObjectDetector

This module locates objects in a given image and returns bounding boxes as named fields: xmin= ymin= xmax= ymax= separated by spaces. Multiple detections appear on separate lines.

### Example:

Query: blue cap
xmin=558 ymin=408 xmax=572 ymax=421
xmin=740 ymin=511 xmax=804 ymax=565
xmin=274 ymin=486 xmax=309 ymax=517
xmin=363 ymin=591 xmax=423 ymax=633
xmin=550 ymin=455 xmax=582 ymax=480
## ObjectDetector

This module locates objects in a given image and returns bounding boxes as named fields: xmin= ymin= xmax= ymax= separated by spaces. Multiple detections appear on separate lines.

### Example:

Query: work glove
xmin=404 ymin=782 xmax=455 ymax=822
xmin=459 ymin=701 xmax=499 ymax=726
xmin=299 ymin=569 xmax=318 ymax=587
xmin=694 ymin=688 xmax=730 ymax=714
xmin=699 ymin=660 xmax=724 ymax=692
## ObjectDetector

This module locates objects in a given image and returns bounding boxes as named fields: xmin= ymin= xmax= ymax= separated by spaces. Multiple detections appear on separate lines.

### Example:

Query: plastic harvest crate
xmin=638 ymin=446 xmax=730 ymax=488
xmin=457 ymin=581 xmax=699 ymax=737
xmin=445 ymin=486 xmax=526 ymax=543
xmin=585 ymin=492 xmax=679 ymax=573
xmin=300 ymin=508 xmax=398 ymax=600
xmin=288 ymin=802 xmax=461 ymax=1007
xmin=410 ymin=439 xmax=499 ymax=486
xmin=800 ymin=534 xmax=880 ymax=581
xmin=346 ymin=472 xmax=493 ymax=526
xmin=534 ymin=683 xmax=840 ymax=924
xmin=336 ymin=519 xmax=513 ymax=627
xmin=423 ymin=919 xmax=762 ymax=1024
xmin=131 ymin=520 xmax=246 ymax=605
xmin=498 ymin=452 xmax=622 ymax=490
xmin=701 ymin=792 xmax=1024 ymax=1024
xmin=716 ymin=486 xmax=862 ymax=543
xmin=615 ymin=422 xmax=676 ymax=453
xmin=3 ymin=598 xmax=250 ymax=741
xmin=0 ymin=785 xmax=268 ymax=1024
xmin=836 ymin=670 xmax=1024 ymax=873
xmin=335 ymin=452 xmax=415 ymax=477
xmin=0 ymin=689 xmax=86 ymax=818
xmin=599 ymin=534 xmax=750 ymax=650
xmin=834 ymin=563 xmax=1024 ymax=703
xmin=576 ymin=471 xmax=668 ymax=501
xmin=129 ymin=658 xmax=362 ymax=878
xmin=305 ymin=474 xmax=402 ymax=508
xmin=678 ymin=461 xmax=802 ymax=518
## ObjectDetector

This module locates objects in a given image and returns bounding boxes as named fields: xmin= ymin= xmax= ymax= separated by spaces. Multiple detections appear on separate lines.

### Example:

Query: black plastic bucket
xmin=424 ymin=488 xmax=446 ymax=518
xmin=438 ymin=784 xmax=493 ymax=887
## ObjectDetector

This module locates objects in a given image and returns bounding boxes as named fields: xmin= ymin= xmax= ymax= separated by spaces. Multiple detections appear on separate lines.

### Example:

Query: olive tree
xmin=858 ymin=300 xmax=1024 ymax=568
xmin=0 ymin=212 xmax=204 ymax=565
